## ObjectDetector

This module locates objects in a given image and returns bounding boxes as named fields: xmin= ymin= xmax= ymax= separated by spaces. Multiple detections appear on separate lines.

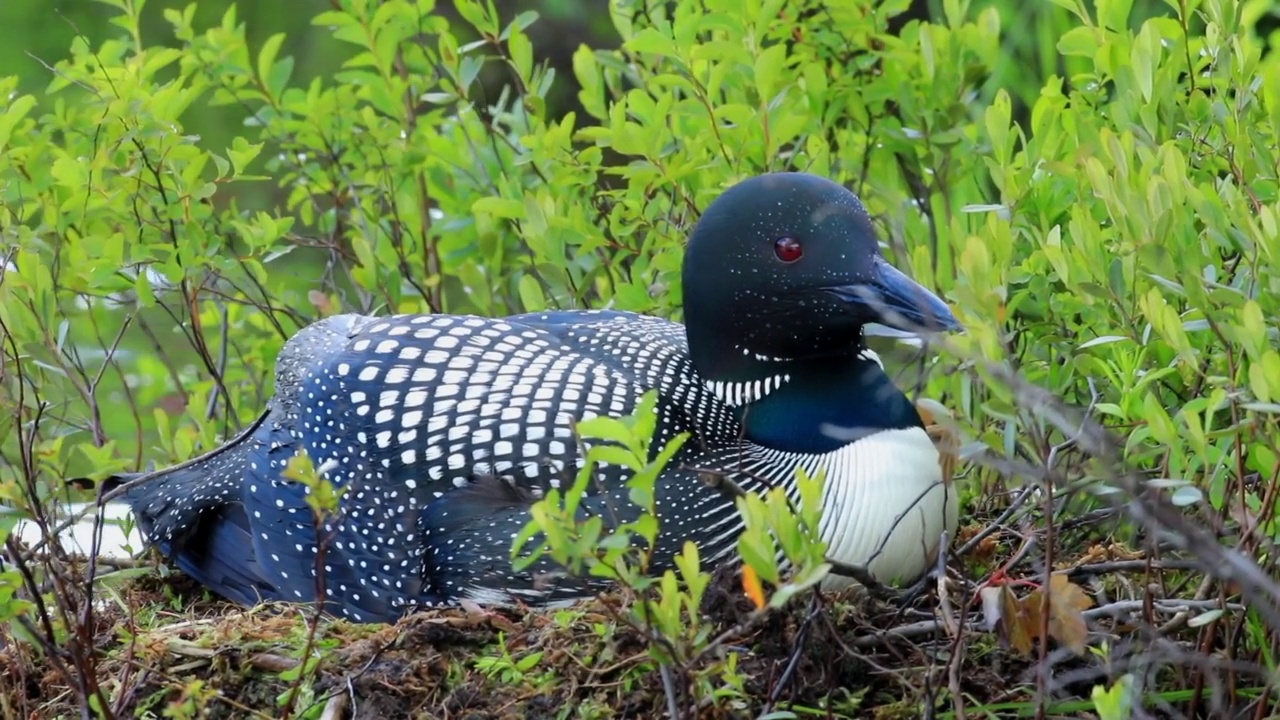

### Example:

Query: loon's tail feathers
xmin=79 ymin=464 xmax=284 ymax=609
xmin=96 ymin=411 xmax=271 ymax=555
xmin=79 ymin=412 xmax=287 ymax=607
xmin=94 ymin=471 xmax=146 ymax=495
xmin=172 ymin=502 xmax=280 ymax=608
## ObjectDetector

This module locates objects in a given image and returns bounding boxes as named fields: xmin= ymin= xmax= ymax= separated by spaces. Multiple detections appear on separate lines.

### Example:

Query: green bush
xmin=3 ymin=0 xmax=1280 ymax=716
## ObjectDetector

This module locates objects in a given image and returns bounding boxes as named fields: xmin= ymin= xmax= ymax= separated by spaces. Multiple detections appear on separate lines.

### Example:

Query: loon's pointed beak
xmin=827 ymin=259 xmax=961 ymax=333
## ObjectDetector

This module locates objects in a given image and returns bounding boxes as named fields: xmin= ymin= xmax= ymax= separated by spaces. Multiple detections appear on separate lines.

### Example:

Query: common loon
xmin=97 ymin=172 xmax=962 ymax=623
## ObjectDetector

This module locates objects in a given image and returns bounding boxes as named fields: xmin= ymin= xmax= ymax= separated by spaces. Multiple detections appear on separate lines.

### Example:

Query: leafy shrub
xmin=2 ymin=0 xmax=1280 ymax=717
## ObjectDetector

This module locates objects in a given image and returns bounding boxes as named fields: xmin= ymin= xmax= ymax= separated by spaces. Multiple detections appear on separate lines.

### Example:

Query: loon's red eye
xmin=774 ymin=237 xmax=803 ymax=263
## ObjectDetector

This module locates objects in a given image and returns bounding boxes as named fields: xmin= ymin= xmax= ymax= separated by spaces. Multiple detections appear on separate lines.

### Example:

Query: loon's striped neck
xmin=704 ymin=347 xmax=923 ymax=455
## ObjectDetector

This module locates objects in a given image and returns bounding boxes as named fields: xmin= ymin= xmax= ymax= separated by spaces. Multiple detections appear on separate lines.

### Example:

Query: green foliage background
xmin=2 ymin=0 xmax=1277 ymax=499
xmin=3 ymin=0 xmax=1280 ymax=713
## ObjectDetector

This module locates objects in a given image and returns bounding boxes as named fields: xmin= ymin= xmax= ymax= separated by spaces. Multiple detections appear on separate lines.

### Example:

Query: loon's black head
xmin=682 ymin=172 xmax=959 ymax=385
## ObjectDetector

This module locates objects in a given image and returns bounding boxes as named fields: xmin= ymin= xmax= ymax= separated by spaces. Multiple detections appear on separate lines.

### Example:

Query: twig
xmin=764 ymin=593 xmax=822 ymax=709
xmin=951 ymin=347 xmax=1280 ymax=628
xmin=823 ymin=558 xmax=899 ymax=601
xmin=1085 ymin=599 xmax=1242 ymax=621
xmin=688 ymin=607 xmax=770 ymax=666
xmin=1065 ymin=559 xmax=1204 ymax=577
xmin=850 ymin=599 xmax=1247 ymax=649
xmin=955 ymin=484 xmax=1037 ymax=557
xmin=938 ymin=574 xmax=966 ymax=720
xmin=658 ymin=662 xmax=681 ymax=720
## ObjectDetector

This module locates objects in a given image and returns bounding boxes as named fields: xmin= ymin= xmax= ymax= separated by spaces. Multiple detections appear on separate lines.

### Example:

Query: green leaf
xmin=1240 ymin=300 xmax=1266 ymax=358
xmin=1091 ymin=674 xmax=1135 ymax=720
xmin=736 ymin=531 xmax=780 ymax=586
xmin=794 ymin=467 xmax=826 ymax=535
xmin=573 ymin=46 xmax=605 ymax=119
xmin=736 ymin=495 xmax=781 ymax=585
xmin=919 ymin=24 xmax=936 ymax=82
xmin=508 ymin=27 xmax=533 ymax=81
xmin=753 ymin=43 xmax=789 ymax=102
xmin=984 ymin=89 xmax=1013 ymax=169
xmin=312 ymin=10 xmax=358 ymax=27
xmin=266 ymin=55 xmax=295 ymax=100
xmin=0 ymin=94 xmax=35 ymax=153
xmin=1058 ymin=26 xmax=1100 ymax=57
xmin=518 ymin=274 xmax=545 ymax=312
xmin=191 ymin=182 xmax=217 ymax=201
xmin=257 ymin=33 xmax=286 ymax=91
xmin=515 ymin=651 xmax=543 ymax=672
xmin=625 ymin=28 xmax=677 ymax=57
xmin=1252 ymin=350 xmax=1280 ymax=405
xmin=587 ymin=444 xmax=643 ymax=471
xmin=1142 ymin=392 xmax=1177 ymax=447
xmin=1130 ymin=23 xmax=1158 ymax=103
xmin=1078 ymin=335 xmax=1131 ymax=350
xmin=1097 ymin=0 xmax=1134 ymax=32
xmin=575 ymin=415 xmax=633 ymax=446
xmin=134 ymin=269 xmax=156 ymax=308
xmin=227 ymin=137 xmax=264 ymax=177
xmin=472 ymin=196 xmax=525 ymax=220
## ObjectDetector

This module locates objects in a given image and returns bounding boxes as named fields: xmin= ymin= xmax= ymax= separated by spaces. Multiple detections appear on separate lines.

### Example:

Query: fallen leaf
xmin=1000 ymin=583 xmax=1041 ymax=656
xmin=1045 ymin=573 xmax=1093 ymax=654
xmin=742 ymin=564 xmax=766 ymax=610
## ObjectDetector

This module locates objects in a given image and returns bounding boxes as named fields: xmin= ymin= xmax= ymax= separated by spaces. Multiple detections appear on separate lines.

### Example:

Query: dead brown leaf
xmin=990 ymin=574 xmax=1094 ymax=657
xmin=999 ymin=584 xmax=1041 ymax=656
xmin=1044 ymin=573 xmax=1093 ymax=654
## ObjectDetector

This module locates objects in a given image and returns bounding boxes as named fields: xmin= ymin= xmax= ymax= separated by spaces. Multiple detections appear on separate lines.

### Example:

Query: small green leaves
xmin=733 ymin=471 xmax=830 ymax=611
xmin=226 ymin=137 xmax=263 ymax=176
xmin=453 ymin=0 xmax=499 ymax=37
xmin=281 ymin=451 xmax=348 ymax=519
xmin=511 ymin=390 xmax=681 ymax=575
xmin=0 ymin=93 xmax=35 ymax=154
xmin=257 ymin=33 xmax=291 ymax=101
xmin=1091 ymin=674 xmax=1136 ymax=720
xmin=985 ymin=89 xmax=1015 ymax=190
